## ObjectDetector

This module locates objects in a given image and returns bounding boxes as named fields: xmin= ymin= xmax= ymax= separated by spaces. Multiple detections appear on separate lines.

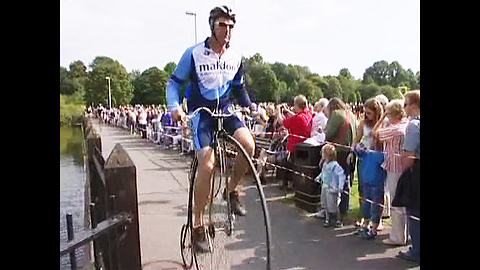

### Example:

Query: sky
xmin=60 ymin=0 xmax=420 ymax=80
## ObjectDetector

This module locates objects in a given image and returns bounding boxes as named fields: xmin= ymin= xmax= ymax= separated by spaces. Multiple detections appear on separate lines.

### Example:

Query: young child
xmin=314 ymin=144 xmax=345 ymax=227
xmin=354 ymin=141 xmax=387 ymax=239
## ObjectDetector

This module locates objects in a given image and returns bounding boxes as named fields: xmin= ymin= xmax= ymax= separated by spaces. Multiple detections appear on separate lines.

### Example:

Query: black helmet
xmin=209 ymin=5 xmax=236 ymax=32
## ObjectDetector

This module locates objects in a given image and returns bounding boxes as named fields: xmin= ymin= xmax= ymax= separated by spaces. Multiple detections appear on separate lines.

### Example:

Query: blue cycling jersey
xmin=166 ymin=37 xmax=252 ymax=112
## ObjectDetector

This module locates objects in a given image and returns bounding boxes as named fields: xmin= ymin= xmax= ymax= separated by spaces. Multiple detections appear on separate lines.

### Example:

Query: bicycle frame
xmin=186 ymin=106 xmax=239 ymax=238
xmin=209 ymin=107 xmax=235 ymax=236
xmin=183 ymin=106 xmax=271 ymax=269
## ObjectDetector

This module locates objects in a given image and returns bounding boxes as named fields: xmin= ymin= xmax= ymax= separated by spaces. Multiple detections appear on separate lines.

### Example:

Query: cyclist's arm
xmin=166 ymin=46 xmax=194 ymax=112
xmin=230 ymin=62 xmax=252 ymax=108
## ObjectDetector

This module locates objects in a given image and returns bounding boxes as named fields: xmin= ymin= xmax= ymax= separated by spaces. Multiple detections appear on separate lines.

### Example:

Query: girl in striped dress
xmin=373 ymin=99 xmax=409 ymax=246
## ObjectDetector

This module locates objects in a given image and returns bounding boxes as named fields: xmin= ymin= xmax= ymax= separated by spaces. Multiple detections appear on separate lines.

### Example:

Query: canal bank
xmin=60 ymin=126 xmax=89 ymax=269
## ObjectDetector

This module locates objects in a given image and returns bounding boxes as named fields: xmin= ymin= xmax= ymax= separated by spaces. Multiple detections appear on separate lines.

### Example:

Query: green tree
xmin=250 ymin=53 xmax=264 ymax=64
xmin=129 ymin=69 xmax=141 ymax=82
xmin=404 ymin=69 xmax=420 ymax=90
xmin=68 ymin=60 xmax=87 ymax=79
xmin=60 ymin=61 xmax=88 ymax=103
xmin=297 ymin=78 xmax=322 ymax=102
xmin=305 ymin=73 xmax=326 ymax=101
xmin=338 ymin=77 xmax=360 ymax=103
xmin=294 ymin=65 xmax=311 ymax=79
xmin=131 ymin=67 xmax=168 ymax=105
xmin=163 ymin=62 xmax=177 ymax=78
xmin=243 ymin=53 xmax=264 ymax=74
xmin=414 ymin=71 xmax=420 ymax=89
xmin=337 ymin=68 xmax=359 ymax=102
xmin=247 ymin=63 xmax=279 ymax=102
xmin=85 ymin=56 xmax=133 ymax=106
xmin=60 ymin=66 xmax=72 ymax=95
xmin=60 ymin=94 xmax=85 ymax=126
xmin=338 ymin=68 xmax=353 ymax=80
xmin=358 ymin=83 xmax=381 ymax=102
xmin=324 ymin=77 xmax=342 ymax=99
xmin=363 ymin=60 xmax=390 ymax=86
xmin=277 ymin=81 xmax=288 ymax=103
xmin=67 ymin=60 xmax=88 ymax=100
xmin=240 ymin=53 xmax=420 ymax=103
xmin=387 ymin=61 xmax=406 ymax=88
xmin=287 ymin=80 xmax=299 ymax=101
xmin=270 ymin=62 xmax=301 ymax=89
xmin=380 ymin=85 xmax=403 ymax=101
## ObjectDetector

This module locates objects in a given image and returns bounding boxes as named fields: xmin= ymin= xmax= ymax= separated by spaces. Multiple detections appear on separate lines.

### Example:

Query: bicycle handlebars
xmin=185 ymin=106 xmax=245 ymax=120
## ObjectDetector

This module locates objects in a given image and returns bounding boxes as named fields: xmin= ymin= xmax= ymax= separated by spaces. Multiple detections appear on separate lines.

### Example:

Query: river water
xmin=60 ymin=126 xmax=89 ymax=269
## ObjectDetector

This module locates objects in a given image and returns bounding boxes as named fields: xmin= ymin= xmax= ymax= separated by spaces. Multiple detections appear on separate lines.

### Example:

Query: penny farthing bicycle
xmin=180 ymin=106 xmax=272 ymax=270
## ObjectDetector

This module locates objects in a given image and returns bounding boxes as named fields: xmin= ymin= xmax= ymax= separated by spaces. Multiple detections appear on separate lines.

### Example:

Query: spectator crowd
xmin=88 ymin=89 xmax=420 ymax=264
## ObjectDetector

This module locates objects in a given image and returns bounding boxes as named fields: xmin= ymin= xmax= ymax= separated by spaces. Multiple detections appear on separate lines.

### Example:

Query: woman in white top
xmin=309 ymin=98 xmax=329 ymax=143
xmin=351 ymin=98 xmax=384 ymax=227
xmin=137 ymin=108 xmax=148 ymax=139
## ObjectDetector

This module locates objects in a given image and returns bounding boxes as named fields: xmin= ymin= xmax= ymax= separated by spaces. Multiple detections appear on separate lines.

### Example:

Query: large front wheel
xmin=189 ymin=133 xmax=272 ymax=270
xmin=220 ymin=133 xmax=272 ymax=270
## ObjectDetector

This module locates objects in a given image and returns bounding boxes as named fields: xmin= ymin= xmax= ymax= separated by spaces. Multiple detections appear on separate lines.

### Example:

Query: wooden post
xmin=83 ymin=117 xmax=93 ymax=139
xmin=86 ymin=131 xmax=111 ymax=269
xmin=104 ymin=143 xmax=142 ymax=270
xmin=86 ymin=132 xmax=105 ymax=220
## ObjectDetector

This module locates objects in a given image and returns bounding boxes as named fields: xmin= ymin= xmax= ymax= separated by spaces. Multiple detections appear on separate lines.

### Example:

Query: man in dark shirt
xmin=397 ymin=90 xmax=420 ymax=264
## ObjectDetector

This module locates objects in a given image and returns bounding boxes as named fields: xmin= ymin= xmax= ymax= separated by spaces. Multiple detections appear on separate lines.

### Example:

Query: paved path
xmin=93 ymin=120 xmax=419 ymax=270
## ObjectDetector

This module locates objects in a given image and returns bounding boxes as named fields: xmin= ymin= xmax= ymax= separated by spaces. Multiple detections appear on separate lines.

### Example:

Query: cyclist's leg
xmin=193 ymin=146 xmax=215 ymax=227
xmin=229 ymin=126 xmax=255 ymax=191
xmin=190 ymin=111 xmax=215 ymax=228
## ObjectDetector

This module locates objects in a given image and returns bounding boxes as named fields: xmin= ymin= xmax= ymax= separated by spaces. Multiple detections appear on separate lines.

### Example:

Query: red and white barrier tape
xmin=253 ymin=131 xmax=419 ymax=160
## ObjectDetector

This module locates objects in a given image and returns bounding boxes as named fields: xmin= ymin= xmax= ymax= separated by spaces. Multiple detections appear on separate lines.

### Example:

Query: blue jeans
xmin=406 ymin=207 xmax=420 ymax=260
xmin=338 ymin=163 xmax=350 ymax=214
xmin=361 ymin=183 xmax=384 ymax=224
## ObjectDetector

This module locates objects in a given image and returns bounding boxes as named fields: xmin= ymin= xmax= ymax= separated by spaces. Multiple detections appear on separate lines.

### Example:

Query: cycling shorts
xmin=189 ymin=108 xmax=245 ymax=150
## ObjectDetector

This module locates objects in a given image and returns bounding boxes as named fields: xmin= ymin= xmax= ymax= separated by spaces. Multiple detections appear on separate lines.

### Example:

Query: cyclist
xmin=166 ymin=5 xmax=255 ymax=252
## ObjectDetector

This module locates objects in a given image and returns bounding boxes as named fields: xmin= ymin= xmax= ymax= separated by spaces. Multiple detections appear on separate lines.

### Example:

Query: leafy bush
xmin=60 ymin=94 xmax=85 ymax=126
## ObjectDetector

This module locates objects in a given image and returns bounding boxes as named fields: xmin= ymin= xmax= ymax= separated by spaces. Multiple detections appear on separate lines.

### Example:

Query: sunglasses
xmin=215 ymin=21 xmax=235 ymax=29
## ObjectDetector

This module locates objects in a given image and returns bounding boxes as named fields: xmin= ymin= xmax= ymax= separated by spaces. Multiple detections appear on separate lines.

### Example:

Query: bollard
xmin=104 ymin=143 xmax=141 ymax=270
xmin=66 ymin=213 xmax=77 ymax=270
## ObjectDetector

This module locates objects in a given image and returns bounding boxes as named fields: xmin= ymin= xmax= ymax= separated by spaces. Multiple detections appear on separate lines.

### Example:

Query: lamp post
xmin=105 ymin=76 xmax=111 ymax=109
xmin=185 ymin=11 xmax=197 ymax=44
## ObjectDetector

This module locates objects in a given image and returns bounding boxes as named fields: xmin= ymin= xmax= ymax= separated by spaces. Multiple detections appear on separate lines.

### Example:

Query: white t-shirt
xmin=138 ymin=111 xmax=147 ymax=125
xmin=311 ymin=112 xmax=328 ymax=137
xmin=304 ymin=112 xmax=328 ymax=145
